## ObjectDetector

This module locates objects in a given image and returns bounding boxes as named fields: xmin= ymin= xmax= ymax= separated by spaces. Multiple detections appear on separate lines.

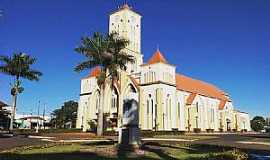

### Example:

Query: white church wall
xmin=220 ymin=101 xmax=235 ymax=131
xmin=141 ymin=63 xmax=176 ymax=85
xmin=206 ymin=97 xmax=220 ymax=131
xmin=237 ymin=111 xmax=251 ymax=131
xmin=176 ymin=90 xmax=189 ymax=131
xmin=140 ymin=84 xmax=157 ymax=130
xmin=185 ymin=94 xmax=220 ymax=132
xmin=76 ymin=95 xmax=90 ymax=131
xmin=140 ymin=83 xmax=176 ymax=131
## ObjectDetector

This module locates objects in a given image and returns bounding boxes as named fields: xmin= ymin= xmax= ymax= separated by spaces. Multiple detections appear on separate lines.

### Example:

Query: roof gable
xmin=147 ymin=50 xmax=168 ymax=65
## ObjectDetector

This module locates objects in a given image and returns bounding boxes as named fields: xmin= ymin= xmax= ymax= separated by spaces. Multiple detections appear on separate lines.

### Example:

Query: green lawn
xmin=0 ymin=142 xmax=248 ymax=160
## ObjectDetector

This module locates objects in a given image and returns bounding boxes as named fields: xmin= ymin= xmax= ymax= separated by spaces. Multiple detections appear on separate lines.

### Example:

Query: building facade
xmin=76 ymin=4 xmax=251 ymax=132
xmin=0 ymin=100 xmax=11 ymax=129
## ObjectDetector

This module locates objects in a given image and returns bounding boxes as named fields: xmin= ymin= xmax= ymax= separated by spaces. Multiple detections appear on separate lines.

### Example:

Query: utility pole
xmin=43 ymin=103 xmax=46 ymax=129
xmin=36 ymin=100 xmax=40 ymax=133
xmin=30 ymin=109 xmax=32 ymax=129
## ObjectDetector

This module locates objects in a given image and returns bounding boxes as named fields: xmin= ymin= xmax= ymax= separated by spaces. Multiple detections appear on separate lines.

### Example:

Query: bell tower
xmin=109 ymin=4 xmax=143 ymax=75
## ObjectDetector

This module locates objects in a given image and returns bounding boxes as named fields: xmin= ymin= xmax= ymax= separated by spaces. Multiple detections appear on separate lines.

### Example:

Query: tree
xmin=50 ymin=101 xmax=78 ymax=128
xmin=74 ymin=32 xmax=134 ymax=136
xmin=0 ymin=53 xmax=42 ymax=130
xmin=250 ymin=116 xmax=266 ymax=132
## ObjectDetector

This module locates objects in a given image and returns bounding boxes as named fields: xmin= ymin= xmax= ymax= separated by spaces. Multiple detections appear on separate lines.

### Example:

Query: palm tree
xmin=75 ymin=32 xmax=134 ymax=136
xmin=0 ymin=53 xmax=42 ymax=130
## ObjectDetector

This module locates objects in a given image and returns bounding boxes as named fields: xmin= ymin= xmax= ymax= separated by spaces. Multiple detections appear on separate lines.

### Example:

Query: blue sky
xmin=0 ymin=0 xmax=269 ymax=117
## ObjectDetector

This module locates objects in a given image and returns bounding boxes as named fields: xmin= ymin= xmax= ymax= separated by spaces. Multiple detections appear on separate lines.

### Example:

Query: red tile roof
xmin=147 ymin=50 xmax=168 ymax=65
xmin=83 ymin=66 xmax=101 ymax=79
xmin=175 ymin=73 xmax=230 ymax=109
xmin=186 ymin=93 xmax=197 ymax=105
xmin=218 ymin=100 xmax=227 ymax=110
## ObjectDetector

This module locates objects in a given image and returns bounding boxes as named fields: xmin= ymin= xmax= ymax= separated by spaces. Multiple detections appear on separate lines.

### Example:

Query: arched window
xmin=210 ymin=108 xmax=215 ymax=123
xmin=169 ymin=98 xmax=172 ymax=120
xmin=151 ymin=99 xmax=154 ymax=116
xmin=166 ymin=94 xmax=171 ymax=119
xmin=144 ymin=73 xmax=146 ymax=83
xmin=146 ymin=100 xmax=149 ymax=115
xmin=95 ymin=91 xmax=100 ymax=110
xmin=147 ymin=94 xmax=152 ymax=115
xmin=111 ymin=88 xmax=118 ymax=109
xmin=178 ymin=102 xmax=181 ymax=119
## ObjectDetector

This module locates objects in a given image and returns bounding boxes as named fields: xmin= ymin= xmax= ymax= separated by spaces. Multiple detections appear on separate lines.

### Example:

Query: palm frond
xmin=20 ymin=69 xmax=42 ymax=81
xmin=0 ymin=55 xmax=11 ymax=63
xmin=74 ymin=31 xmax=134 ymax=84
xmin=0 ymin=53 xmax=42 ymax=81
xmin=74 ymin=60 xmax=99 ymax=72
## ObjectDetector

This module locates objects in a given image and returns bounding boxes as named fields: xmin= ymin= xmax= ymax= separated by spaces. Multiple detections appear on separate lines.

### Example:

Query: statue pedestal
xmin=119 ymin=98 xmax=140 ymax=148
xmin=120 ymin=125 xmax=140 ymax=147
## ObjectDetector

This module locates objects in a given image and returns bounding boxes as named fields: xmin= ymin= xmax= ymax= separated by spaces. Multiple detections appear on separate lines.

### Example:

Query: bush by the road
xmin=204 ymin=149 xmax=248 ymax=160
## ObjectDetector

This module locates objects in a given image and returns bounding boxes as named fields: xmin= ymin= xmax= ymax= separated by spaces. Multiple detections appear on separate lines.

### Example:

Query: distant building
xmin=76 ymin=4 xmax=251 ymax=132
xmin=0 ymin=100 xmax=9 ymax=110
xmin=0 ymin=100 xmax=11 ymax=129
xmin=15 ymin=114 xmax=51 ymax=129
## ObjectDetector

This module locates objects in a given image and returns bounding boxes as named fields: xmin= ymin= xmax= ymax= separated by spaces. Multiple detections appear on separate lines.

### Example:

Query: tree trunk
xmin=97 ymin=84 xmax=105 ymax=136
xmin=9 ymin=94 xmax=17 ymax=131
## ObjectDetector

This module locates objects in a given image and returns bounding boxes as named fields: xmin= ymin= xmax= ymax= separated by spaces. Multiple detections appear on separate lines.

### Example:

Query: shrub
xmin=206 ymin=129 xmax=214 ymax=133
xmin=251 ymin=116 xmax=266 ymax=132
xmin=204 ymin=149 xmax=248 ymax=160
xmin=103 ymin=130 xmax=118 ymax=136
xmin=141 ymin=130 xmax=185 ymax=137
xmin=193 ymin=128 xmax=201 ymax=133
xmin=87 ymin=120 xmax=97 ymax=132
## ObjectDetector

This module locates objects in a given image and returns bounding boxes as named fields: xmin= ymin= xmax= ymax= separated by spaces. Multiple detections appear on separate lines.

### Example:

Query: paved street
xmin=0 ymin=135 xmax=48 ymax=151
xmin=192 ymin=134 xmax=270 ymax=154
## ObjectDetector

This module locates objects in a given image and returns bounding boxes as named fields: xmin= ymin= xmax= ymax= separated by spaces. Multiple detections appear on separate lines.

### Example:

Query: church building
xmin=76 ymin=4 xmax=251 ymax=132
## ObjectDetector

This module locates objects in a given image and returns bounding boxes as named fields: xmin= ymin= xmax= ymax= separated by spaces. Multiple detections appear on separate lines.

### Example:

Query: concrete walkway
xmin=237 ymin=141 xmax=270 ymax=146
xmin=28 ymin=135 xmax=114 ymax=143
xmin=42 ymin=139 xmax=114 ymax=143
xmin=141 ymin=138 xmax=197 ymax=142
